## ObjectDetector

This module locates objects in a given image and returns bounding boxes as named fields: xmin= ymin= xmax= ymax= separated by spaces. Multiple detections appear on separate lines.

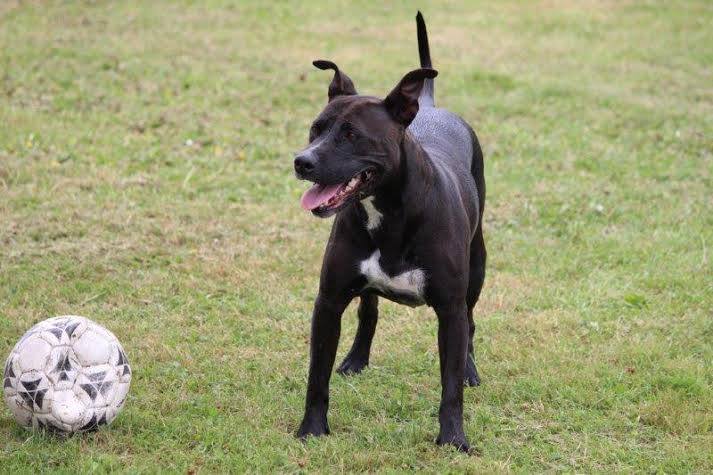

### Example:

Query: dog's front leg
xmin=297 ymin=294 xmax=351 ymax=439
xmin=434 ymin=302 xmax=470 ymax=452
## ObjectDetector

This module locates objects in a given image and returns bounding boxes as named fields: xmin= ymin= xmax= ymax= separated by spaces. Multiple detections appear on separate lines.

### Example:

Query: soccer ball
xmin=3 ymin=315 xmax=131 ymax=434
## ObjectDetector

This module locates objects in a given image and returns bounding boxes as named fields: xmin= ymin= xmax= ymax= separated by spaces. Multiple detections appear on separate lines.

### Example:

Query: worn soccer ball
xmin=3 ymin=315 xmax=131 ymax=434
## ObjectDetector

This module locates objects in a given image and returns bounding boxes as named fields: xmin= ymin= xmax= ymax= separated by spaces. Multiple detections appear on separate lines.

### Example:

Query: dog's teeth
xmin=345 ymin=177 xmax=359 ymax=193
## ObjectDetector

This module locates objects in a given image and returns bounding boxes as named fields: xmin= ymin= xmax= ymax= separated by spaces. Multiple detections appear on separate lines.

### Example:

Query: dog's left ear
xmin=384 ymin=68 xmax=438 ymax=125
xmin=313 ymin=60 xmax=357 ymax=101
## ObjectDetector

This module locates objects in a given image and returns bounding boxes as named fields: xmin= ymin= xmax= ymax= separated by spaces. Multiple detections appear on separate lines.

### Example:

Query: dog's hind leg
xmin=337 ymin=294 xmax=379 ymax=376
xmin=465 ymin=227 xmax=486 ymax=387
xmin=434 ymin=300 xmax=470 ymax=452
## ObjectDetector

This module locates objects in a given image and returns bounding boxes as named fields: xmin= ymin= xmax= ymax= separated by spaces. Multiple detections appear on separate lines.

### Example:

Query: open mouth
xmin=300 ymin=169 xmax=378 ymax=216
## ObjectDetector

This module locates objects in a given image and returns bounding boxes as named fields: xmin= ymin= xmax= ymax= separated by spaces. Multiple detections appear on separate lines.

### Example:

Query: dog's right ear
xmin=384 ymin=68 xmax=438 ymax=126
xmin=313 ymin=60 xmax=357 ymax=102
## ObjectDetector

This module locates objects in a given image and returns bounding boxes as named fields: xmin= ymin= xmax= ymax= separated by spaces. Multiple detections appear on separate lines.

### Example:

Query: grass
xmin=1 ymin=0 xmax=711 ymax=472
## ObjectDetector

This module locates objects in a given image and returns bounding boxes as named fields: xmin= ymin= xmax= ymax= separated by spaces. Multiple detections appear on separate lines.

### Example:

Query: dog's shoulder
xmin=409 ymin=107 xmax=474 ymax=170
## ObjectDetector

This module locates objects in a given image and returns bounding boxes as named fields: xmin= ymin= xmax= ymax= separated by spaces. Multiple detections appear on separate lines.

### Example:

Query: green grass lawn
xmin=1 ymin=0 xmax=711 ymax=472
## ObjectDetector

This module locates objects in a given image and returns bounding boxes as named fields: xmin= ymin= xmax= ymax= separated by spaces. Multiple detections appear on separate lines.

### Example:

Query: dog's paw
xmin=464 ymin=355 xmax=481 ymax=387
xmin=296 ymin=417 xmax=330 ymax=440
xmin=436 ymin=432 xmax=471 ymax=454
xmin=336 ymin=354 xmax=368 ymax=376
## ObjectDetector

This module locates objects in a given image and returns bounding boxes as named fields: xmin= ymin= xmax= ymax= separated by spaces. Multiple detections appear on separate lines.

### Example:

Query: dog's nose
xmin=294 ymin=154 xmax=316 ymax=177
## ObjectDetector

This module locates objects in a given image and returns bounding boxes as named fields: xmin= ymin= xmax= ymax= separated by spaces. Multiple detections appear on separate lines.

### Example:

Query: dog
xmin=293 ymin=12 xmax=486 ymax=452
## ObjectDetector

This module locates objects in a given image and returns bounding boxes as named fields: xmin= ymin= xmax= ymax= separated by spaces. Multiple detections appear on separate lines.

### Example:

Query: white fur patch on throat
xmin=361 ymin=197 xmax=383 ymax=231
xmin=359 ymin=250 xmax=425 ymax=299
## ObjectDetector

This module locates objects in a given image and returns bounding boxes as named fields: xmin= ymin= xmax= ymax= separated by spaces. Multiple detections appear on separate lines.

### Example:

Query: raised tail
xmin=416 ymin=11 xmax=435 ymax=107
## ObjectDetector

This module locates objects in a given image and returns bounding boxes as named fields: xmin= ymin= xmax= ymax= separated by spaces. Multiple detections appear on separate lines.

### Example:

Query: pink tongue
xmin=301 ymin=183 xmax=342 ymax=210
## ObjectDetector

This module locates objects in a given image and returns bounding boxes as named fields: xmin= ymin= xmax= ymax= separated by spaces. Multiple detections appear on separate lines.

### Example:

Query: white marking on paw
xmin=361 ymin=197 xmax=383 ymax=231
xmin=359 ymin=250 xmax=425 ymax=298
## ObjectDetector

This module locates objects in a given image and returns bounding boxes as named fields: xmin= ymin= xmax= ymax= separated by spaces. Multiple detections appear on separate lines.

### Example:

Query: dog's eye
xmin=309 ymin=124 xmax=321 ymax=141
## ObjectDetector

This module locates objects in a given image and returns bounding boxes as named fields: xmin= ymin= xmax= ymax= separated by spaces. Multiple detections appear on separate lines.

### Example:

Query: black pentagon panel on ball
xmin=116 ymin=348 xmax=131 ymax=376
xmin=19 ymin=391 xmax=35 ymax=408
xmin=47 ymin=327 xmax=64 ymax=341
xmin=80 ymin=383 xmax=98 ymax=401
xmin=116 ymin=349 xmax=128 ymax=366
xmin=117 ymin=349 xmax=131 ymax=376
xmin=80 ymin=371 xmax=114 ymax=400
xmin=51 ymin=319 xmax=82 ymax=339
xmin=32 ymin=389 xmax=47 ymax=409
xmin=19 ymin=378 xmax=47 ymax=409
xmin=50 ymin=354 xmax=73 ymax=384
xmin=53 ymin=353 xmax=73 ymax=374
xmin=3 ymin=360 xmax=14 ymax=379
xmin=89 ymin=371 xmax=106 ymax=382
xmin=21 ymin=378 xmax=42 ymax=391
xmin=64 ymin=321 xmax=81 ymax=338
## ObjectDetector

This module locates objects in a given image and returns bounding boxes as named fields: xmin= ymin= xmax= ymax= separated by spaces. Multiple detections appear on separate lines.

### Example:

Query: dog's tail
xmin=416 ymin=11 xmax=435 ymax=107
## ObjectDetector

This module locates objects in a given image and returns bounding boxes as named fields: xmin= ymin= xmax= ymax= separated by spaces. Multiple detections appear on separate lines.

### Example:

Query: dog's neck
xmin=368 ymin=129 xmax=434 ymax=222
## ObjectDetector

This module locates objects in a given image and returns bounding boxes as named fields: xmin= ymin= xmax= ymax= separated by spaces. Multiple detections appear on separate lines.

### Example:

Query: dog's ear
xmin=313 ymin=60 xmax=358 ymax=101
xmin=383 ymin=68 xmax=438 ymax=125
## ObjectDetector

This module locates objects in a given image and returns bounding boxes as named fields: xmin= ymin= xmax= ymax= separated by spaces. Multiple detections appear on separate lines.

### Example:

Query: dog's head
xmin=295 ymin=60 xmax=437 ymax=217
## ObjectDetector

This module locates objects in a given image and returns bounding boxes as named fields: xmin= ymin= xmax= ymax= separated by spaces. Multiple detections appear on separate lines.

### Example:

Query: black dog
xmin=294 ymin=12 xmax=486 ymax=452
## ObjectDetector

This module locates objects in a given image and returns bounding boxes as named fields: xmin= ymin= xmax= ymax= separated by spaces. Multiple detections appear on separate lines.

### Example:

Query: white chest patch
xmin=361 ymin=197 xmax=383 ymax=231
xmin=359 ymin=250 xmax=425 ymax=299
